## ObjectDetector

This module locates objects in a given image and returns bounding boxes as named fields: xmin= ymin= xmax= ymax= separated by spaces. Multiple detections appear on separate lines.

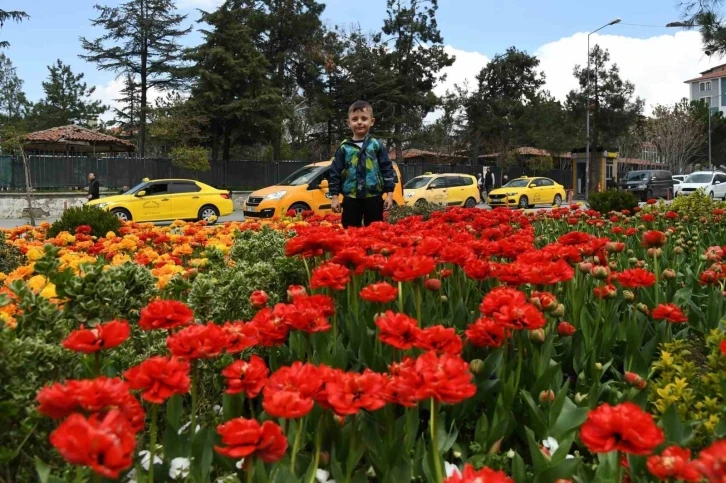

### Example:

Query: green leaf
xmin=536 ymin=457 xmax=581 ymax=483
xmin=35 ymin=457 xmax=50 ymax=483
xmin=662 ymin=404 xmax=692 ymax=445
xmin=512 ymin=452 xmax=528 ymax=483
xmin=525 ymin=426 xmax=549 ymax=470
xmin=550 ymin=398 xmax=588 ymax=440
xmin=190 ymin=427 xmax=215 ymax=482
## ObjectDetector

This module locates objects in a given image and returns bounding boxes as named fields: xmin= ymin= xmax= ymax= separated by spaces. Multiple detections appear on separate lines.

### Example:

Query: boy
xmin=329 ymin=101 xmax=396 ymax=228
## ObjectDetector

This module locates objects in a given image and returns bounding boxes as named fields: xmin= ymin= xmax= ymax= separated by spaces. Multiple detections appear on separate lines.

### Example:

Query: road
xmin=0 ymin=200 xmax=671 ymax=230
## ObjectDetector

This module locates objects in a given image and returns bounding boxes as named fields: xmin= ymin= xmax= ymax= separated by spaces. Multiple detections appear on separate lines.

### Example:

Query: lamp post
xmin=585 ymin=18 xmax=621 ymax=200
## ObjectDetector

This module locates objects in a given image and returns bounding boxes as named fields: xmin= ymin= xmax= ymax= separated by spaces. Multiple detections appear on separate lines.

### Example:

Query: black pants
xmin=342 ymin=196 xmax=384 ymax=228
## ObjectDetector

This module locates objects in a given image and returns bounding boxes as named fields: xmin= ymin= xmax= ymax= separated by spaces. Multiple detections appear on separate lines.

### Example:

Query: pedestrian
xmin=329 ymin=100 xmax=396 ymax=228
xmin=502 ymin=174 xmax=509 ymax=187
xmin=477 ymin=173 xmax=484 ymax=199
xmin=87 ymin=172 xmax=100 ymax=201
xmin=484 ymin=167 xmax=494 ymax=197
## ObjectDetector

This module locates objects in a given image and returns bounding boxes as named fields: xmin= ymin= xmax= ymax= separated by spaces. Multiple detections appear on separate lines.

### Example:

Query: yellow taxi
xmin=88 ymin=178 xmax=234 ymax=224
xmin=487 ymin=176 xmax=566 ymax=209
xmin=243 ymin=160 xmax=405 ymax=218
xmin=403 ymin=173 xmax=480 ymax=207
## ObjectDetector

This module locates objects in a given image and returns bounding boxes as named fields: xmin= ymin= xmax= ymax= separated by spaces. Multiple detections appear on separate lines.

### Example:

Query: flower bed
xmin=1 ymin=204 xmax=726 ymax=482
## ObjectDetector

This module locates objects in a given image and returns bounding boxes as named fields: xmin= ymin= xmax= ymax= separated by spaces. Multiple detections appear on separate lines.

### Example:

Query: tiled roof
xmin=618 ymin=157 xmax=667 ymax=166
xmin=24 ymin=125 xmax=135 ymax=150
xmin=479 ymin=147 xmax=571 ymax=159
xmin=684 ymin=70 xmax=725 ymax=83
xmin=388 ymin=149 xmax=466 ymax=160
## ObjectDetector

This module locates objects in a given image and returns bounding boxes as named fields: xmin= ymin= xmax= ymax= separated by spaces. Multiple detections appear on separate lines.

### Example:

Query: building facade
xmin=685 ymin=64 xmax=726 ymax=112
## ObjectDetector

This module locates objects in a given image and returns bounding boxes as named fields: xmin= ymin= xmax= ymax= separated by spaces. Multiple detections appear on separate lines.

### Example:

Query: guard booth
xmin=571 ymin=150 xmax=618 ymax=197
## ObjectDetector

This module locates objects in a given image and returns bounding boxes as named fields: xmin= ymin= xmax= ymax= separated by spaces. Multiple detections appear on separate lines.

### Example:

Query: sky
xmin=0 ymin=0 xmax=722 ymax=119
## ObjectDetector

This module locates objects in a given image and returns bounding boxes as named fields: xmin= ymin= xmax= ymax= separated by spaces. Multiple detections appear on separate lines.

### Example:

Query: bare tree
xmin=0 ymin=126 xmax=35 ymax=226
xmin=647 ymin=99 xmax=705 ymax=174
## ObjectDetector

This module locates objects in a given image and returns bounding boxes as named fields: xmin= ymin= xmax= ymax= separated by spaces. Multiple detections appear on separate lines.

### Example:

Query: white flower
xmin=315 ymin=469 xmax=336 ymax=483
xmin=445 ymin=462 xmax=461 ymax=478
xmin=125 ymin=468 xmax=137 ymax=483
xmin=506 ymin=449 xmax=516 ymax=459
xmin=542 ymin=437 xmax=574 ymax=459
xmin=235 ymin=458 xmax=245 ymax=470
xmin=212 ymin=404 xmax=224 ymax=416
xmin=168 ymin=457 xmax=191 ymax=480
xmin=178 ymin=421 xmax=201 ymax=435
xmin=138 ymin=450 xmax=163 ymax=471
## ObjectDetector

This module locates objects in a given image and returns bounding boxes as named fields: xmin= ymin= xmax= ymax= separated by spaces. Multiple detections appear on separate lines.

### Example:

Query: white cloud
xmin=90 ymin=77 xmax=165 ymax=122
xmin=536 ymin=30 xmax=720 ymax=114
xmin=434 ymin=45 xmax=490 ymax=97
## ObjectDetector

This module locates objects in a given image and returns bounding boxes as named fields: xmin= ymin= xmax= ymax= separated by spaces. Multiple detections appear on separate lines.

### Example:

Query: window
xmin=429 ymin=178 xmax=447 ymax=189
xmin=459 ymin=176 xmax=474 ymax=186
xmin=444 ymin=176 xmax=463 ymax=187
xmin=701 ymin=82 xmax=706 ymax=92
xmin=146 ymin=183 xmax=169 ymax=195
xmin=715 ymin=174 xmax=726 ymax=184
xmin=606 ymin=164 xmax=614 ymax=180
xmin=170 ymin=182 xmax=201 ymax=194
xmin=539 ymin=178 xmax=554 ymax=187
xmin=707 ymin=81 xmax=712 ymax=91
xmin=703 ymin=96 xmax=712 ymax=106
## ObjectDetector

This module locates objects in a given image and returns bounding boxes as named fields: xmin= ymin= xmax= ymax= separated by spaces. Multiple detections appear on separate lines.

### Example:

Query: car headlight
xmin=637 ymin=184 xmax=647 ymax=189
xmin=264 ymin=190 xmax=287 ymax=200
xmin=98 ymin=203 xmax=108 ymax=209
xmin=507 ymin=192 xmax=517 ymax=196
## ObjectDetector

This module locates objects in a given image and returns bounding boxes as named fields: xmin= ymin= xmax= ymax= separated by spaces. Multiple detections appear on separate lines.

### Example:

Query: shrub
xmin=587 ymin=189 xmax=639 ymax=214
xmin=386 ymin=202 xmax=446 ymax=224
xmin=170 ymin=146 xmax=210 ymax=172
xmin=671 ymin=188 xmax=726 ymax=218
xmin=47 ymin=205 xmax=122 ymax=239
xmin=0 ymin=232 xmax=26 ymax=275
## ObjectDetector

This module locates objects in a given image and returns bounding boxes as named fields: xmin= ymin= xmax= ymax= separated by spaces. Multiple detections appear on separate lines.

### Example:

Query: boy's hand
xmin=383 ymin=194 xmax=393 ymax=211
xmin=331 ymin=198 xmax=341 ymax=213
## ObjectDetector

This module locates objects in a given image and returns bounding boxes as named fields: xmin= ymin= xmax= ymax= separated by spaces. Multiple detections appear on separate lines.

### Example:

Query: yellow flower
xmin=111 ymin=253 xmax=132 ymax=265
xmin=40 ymin=283 xmax=57 ymax=299
xmin=172 ymin=244 xmax=193 ymax=257
xmin=0 ymin=311 xmax=16 ymax=329
xmin=27 ymin=275 xmax=49 ymax=293
xmin=190 ymin=258 xmax=208 ymax=268
xmin=25 ymin=247 xmax=44 ymax=262
xmin=0 ymin=273 xmax=6 ymax=283
xmin=105 ymin=231 xmax=117 ymax=239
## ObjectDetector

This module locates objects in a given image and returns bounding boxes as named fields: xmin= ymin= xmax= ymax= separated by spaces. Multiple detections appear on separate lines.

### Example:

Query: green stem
xmin=307 ymin=419 xmax=323 ymax=483
xmin=93 ymin=473 xmax=101 ymax=483
xmin=303 ymin=257 xmax=311 ymax=287
xmin=94 ymin=352 xmax=101 ymax=377
xmin=190 ymin=361 xmax=198 ymax=436
xmin=148 ymin=404 xmax=159 ymax=483
xmin=397 ymin=281 xmax=404 ymax=313
xmin=430 ymin=398 xmax=444 ymax=483
xmin=415 ymin=282 xmax=422 ymax=325
xmin=654 ymin=251 xmax=660 ymax=307
xmin=291 ymin=418 xmax=304 ymax=472
xmin=345 ymin=418 xmax=357 ymax=483
xmin=246 ymin=461 xmax=255 ymax=483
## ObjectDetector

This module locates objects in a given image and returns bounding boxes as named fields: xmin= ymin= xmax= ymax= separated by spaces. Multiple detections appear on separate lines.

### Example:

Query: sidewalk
xmin=0 ymin=212 xmax=246 ymax=230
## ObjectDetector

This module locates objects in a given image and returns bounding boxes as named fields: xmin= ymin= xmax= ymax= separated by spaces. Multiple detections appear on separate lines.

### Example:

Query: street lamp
xmin=585 ymin=18 xmax=621 ymax=200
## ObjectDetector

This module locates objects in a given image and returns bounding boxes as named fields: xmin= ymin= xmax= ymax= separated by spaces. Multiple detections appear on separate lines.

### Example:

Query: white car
xmin=676 ymin=171 xmax=726 ymax=200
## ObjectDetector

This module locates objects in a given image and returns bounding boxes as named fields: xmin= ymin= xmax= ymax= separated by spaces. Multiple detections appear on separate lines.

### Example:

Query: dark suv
xmin=618 ymin=170 xmax=675 ymax=201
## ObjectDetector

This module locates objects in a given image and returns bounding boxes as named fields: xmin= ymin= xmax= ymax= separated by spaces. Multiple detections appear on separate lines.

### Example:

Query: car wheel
xmin=553 ymin=194 xmax=563 ymax=207
xmin=110 ymin=208 xmax=131 ymax=222
xmin=198 ymin=205 xmax=220 ymax=224
xmin=709 ymin=191 xmax=715 ymax=200
xmin=464 ymin=197 xmax=477 ymax=208
xmin=289 ymin=203 xmax=310 ymax=215
xmin=646 ymin=189 xmax=653 ymax=201
xmin=518 ymin=195 xmax=529 ymax=209
xmin=415 ymin=199 xmax=428 ymax=207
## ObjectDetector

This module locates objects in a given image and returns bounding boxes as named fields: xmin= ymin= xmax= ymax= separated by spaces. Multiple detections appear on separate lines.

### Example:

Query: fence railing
xmin=0 ymin=155 xmax=574 ymax=191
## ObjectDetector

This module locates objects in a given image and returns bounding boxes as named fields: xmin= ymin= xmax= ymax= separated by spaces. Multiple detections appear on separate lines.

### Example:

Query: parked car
xmin=487 ymin=176 xmax=567 ymax=209
xmin=672 ymin=174 xmax=687 ymax=183
xmin=403 ymin=173 xmax=481 ymax=207
xmin=676 ymin=171 xmax=726 ymax=200
xmin=618 ymin=170 xmax=674 ymax=201
xmin=243 ymin=160 xmax=405 ymax=218
xmin=88 ymin=178 xmax=234 ymax=224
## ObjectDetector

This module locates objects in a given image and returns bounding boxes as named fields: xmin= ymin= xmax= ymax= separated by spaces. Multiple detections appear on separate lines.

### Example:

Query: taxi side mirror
xmin=136 ymin=190 xmax=146 ymax=197
xmin=319 ymin=179 xmax=329 ymax=190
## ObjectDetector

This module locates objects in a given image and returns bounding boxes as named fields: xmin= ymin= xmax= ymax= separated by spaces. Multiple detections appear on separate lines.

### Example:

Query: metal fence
xmin=0 ymin=155 xmax=573 ymax=191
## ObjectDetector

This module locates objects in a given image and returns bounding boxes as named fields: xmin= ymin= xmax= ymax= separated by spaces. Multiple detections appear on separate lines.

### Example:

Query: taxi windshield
xmin=404 ymin=176 xmax=433 ymax=189
xmin=504 ymin=179 xmax=530 ymax=188
xmin=278 ymin=166 xmax=324 ymax=186
xmin=125 ymin=181 xmax=150 ymax=194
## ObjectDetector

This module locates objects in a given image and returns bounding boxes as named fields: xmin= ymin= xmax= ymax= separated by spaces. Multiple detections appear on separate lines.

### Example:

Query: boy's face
xmin=347 ymin=108 xmax=375 ymax=139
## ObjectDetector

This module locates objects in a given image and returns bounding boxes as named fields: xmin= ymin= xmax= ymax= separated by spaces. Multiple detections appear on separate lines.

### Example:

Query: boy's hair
xmin=348 ymin=100 xmax=373 ymax=115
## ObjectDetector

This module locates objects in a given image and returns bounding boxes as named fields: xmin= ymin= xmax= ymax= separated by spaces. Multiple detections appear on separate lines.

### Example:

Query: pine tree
xmin=0 ymin=9 xmax=28 ymax=48
xmin=380 ymin=0 xmax=454 ymax=160
xmin=248 ymin=0 xmax=326 ymax=159
xmin=186 ymin=0 xmax=284 ymax=162
xmin=0 ymin=53 xmax=28 ymax=124
xmin=112 ymin=73 xmax=141 ymax=143
xmin=80 ymin=0 xmax=191 ymax=156
xmin=29 ymin=60 xmax=107 ymax=130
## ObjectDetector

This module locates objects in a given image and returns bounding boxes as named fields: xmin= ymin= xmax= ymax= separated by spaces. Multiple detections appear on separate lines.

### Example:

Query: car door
xmin=309 ymin=170 xmax=332 ymax=213
xmin=715 ymin=174 xmax=726 ymax=198
xmin=427 ymin=177 xmax=448 ymax=205
xmin=530 ymin=178 xmax=543 ymax=204
xmin=138 ymin=182 xmax=172 ymax=221
xmin=458 ymin=176 xmax=477 ymax=203
xmin=169 ymin=181 xmax=202 ymax=220
xmin=538 ymin=178 xmax=556 ymax=203
xmin=444 ymin=176 xmax=464 ymax=205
